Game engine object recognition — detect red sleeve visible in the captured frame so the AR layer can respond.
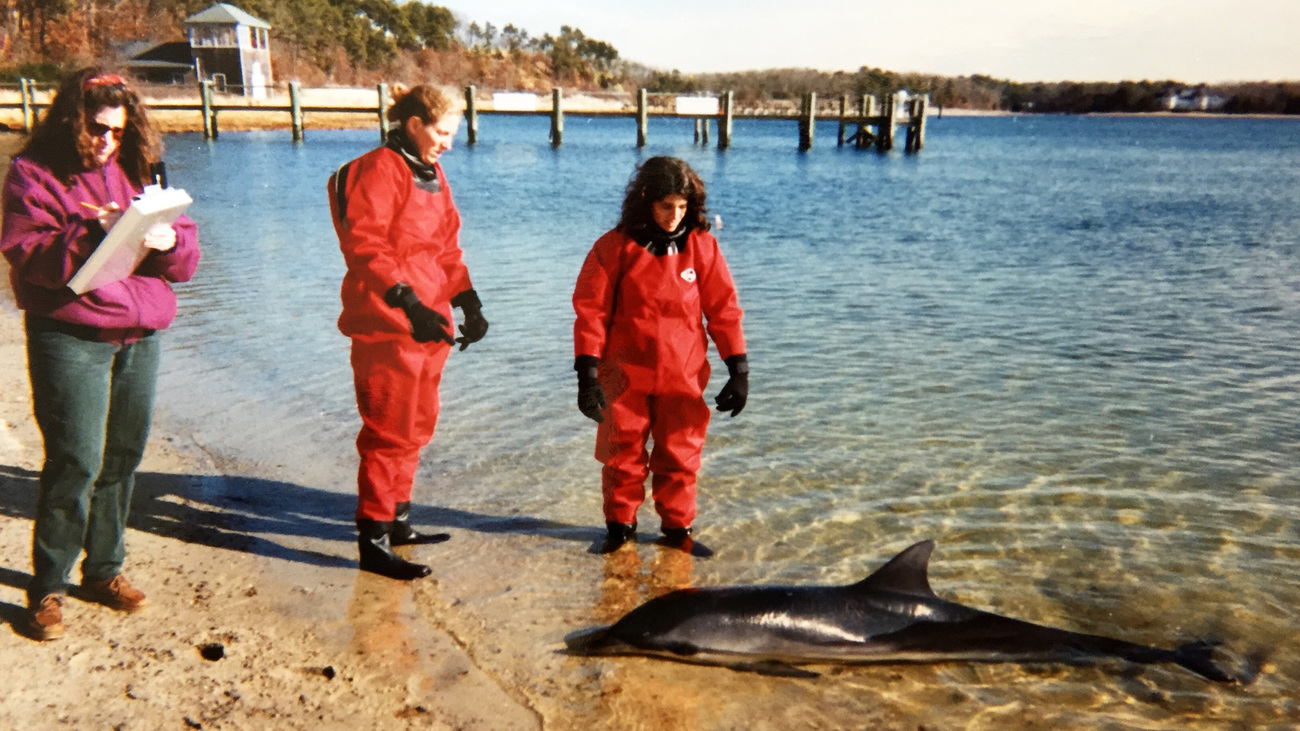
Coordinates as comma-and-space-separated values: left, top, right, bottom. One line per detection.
333, 150, 410, 295
695, 232, 746, 359
572, 230, 624, 359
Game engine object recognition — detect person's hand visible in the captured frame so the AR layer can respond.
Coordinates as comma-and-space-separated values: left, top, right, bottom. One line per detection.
96, 202, 122, 232
451, 290, 488, 351
385, 283, 454, 345
576, 356, 607, 423
714, 354, 749, 417
405, 302, 455, 344
142, 222, 177, 251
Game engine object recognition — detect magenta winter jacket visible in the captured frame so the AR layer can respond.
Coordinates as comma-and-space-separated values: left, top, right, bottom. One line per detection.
0, 154, 200, 342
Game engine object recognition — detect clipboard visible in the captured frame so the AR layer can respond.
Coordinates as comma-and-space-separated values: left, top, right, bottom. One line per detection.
67, 185, 192, 295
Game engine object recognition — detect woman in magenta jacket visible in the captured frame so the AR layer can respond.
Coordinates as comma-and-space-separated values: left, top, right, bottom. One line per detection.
0, 68, 200, 641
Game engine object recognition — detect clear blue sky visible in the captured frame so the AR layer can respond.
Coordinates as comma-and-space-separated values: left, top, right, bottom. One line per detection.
441, 0, 1299, 83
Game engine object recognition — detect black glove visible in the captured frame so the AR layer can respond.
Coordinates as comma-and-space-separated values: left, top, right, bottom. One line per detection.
575, 355, 607, 423
384, 283, 454, 345
451, 289, 489, 351
714, 354, 749, 417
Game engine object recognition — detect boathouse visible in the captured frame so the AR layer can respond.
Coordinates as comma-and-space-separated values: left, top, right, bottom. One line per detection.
184, 3, 273, 98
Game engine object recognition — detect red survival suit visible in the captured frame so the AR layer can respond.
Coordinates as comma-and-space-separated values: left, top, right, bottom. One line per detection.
328, 146, 472, 521
573, 227, 745, 529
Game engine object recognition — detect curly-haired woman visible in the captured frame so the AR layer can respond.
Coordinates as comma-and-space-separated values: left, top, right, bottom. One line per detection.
1, 68, 200, 640
573, 156, 748, 555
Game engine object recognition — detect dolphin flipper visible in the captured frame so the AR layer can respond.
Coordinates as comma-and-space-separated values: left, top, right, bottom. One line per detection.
730, 660, 820, 678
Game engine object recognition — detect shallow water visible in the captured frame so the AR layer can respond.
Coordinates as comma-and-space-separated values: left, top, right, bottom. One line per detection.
155, 114, 1299, 727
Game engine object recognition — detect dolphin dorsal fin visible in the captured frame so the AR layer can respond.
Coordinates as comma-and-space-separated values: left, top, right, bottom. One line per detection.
852, 540, 937, 597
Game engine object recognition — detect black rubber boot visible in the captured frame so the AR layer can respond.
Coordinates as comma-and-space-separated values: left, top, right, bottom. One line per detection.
391, 502, 451, 546
658, 526, 715, 558
357, 519, 432, 580
600, 522, 638, 554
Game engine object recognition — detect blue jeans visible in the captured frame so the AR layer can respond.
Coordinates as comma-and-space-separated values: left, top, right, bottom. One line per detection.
24, 315, 160, 604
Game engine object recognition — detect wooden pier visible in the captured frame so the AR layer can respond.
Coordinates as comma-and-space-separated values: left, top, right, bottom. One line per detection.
0, 80, 928, 153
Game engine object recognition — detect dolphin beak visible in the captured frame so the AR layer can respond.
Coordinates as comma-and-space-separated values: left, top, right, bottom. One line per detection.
564, 626, 619, 655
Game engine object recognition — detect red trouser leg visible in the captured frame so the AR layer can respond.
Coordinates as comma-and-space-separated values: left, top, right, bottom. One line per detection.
351, 337, 449, 521
648, 391, 711, 530
596, 381, 651, 525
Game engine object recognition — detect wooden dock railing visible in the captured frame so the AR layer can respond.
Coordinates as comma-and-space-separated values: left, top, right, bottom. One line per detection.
1, 81, 928, 153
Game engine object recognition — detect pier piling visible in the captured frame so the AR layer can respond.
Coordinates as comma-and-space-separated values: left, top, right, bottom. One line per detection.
550, 88, 563, 147
377, 83, 389, 143
718, 91, 734, 150
799, 92, 817, 151
465, 85, 478, 146
20, 78, 33, 132
636, 88, 648, 147
200, 80, 217, 140
289, 81, 303, 141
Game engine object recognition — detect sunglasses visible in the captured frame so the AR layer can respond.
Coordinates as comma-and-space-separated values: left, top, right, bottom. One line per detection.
87, 121, 126, 141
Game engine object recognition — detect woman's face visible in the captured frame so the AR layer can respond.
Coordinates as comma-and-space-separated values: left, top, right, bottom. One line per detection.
88, 105, 126, 167
405, 113, 462, 165
651, 194, 689, 232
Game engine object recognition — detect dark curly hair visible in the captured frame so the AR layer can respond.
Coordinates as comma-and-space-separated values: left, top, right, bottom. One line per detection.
20, 67, 161, 187
617, 156, 710, 236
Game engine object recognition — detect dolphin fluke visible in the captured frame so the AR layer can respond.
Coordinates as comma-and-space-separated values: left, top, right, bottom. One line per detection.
1170, 640, 1236, 683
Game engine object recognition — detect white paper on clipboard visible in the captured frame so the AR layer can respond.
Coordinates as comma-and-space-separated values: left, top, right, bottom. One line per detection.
67, 186, 192, 295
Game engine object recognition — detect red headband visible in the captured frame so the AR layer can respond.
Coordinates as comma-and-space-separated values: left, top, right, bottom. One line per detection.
83, 74, 126, 91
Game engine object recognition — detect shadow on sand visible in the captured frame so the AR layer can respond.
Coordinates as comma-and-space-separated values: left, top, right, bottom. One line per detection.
0, 462, 601, 578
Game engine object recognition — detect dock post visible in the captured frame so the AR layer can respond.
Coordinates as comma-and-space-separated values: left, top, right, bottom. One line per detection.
550, 87, 563, 147
904, 99, 917, 152
200, 80, 211, 139
718, 91, 733, 150
200, 80, 217, 140
701, 116, 709, 144
289, 81, 304, 142
838, 94, 849, 146
856, 95, 876, 149
377, 83, 390, 143
799, 92, 816, 151
694, 118, 702, 144
877, 93, 896, 152
636, 88, 648, 147
915, 94, 928, 151
20, 78, 33, 132
465, 85, 478, 146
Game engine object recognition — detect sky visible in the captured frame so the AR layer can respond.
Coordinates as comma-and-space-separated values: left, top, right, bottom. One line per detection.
440, 0, 1299, 83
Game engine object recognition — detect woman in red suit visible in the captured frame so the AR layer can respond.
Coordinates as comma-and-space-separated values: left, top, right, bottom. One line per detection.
328, 85, 488, 579
573, 157, 748, 555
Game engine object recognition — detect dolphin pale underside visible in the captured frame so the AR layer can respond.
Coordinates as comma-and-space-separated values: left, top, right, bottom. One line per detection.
566, 540, 1239, 682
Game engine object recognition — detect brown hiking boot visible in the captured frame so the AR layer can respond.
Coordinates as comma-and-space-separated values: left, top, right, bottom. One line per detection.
81, 574, 150, 613
25, 594, 65, 641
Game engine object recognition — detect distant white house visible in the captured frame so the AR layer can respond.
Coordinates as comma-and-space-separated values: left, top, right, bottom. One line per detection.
1159, 86, 1227, 112
185, 3, 273, 98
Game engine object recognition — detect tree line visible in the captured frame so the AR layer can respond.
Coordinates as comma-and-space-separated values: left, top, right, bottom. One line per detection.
0, 1, 1295, 114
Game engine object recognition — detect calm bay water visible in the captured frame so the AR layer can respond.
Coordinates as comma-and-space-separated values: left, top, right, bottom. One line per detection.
155, 114, 1299, 727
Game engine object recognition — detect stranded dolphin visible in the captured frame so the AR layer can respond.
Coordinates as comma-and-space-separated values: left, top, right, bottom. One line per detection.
565, 540, 1237, 682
